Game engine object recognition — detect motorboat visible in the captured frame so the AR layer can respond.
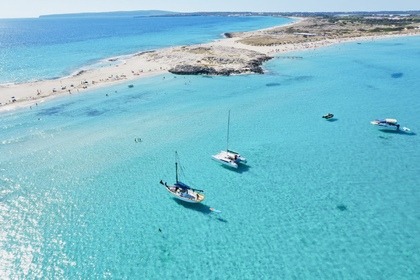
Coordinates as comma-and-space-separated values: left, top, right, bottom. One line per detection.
370, 118, 411, 132
322, 113, 334, 120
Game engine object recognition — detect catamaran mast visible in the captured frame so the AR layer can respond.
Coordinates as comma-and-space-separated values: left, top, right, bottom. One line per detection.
226, 110, 230, 151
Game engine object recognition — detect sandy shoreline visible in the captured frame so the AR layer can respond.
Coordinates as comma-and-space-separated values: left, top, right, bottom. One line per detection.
1, 17, 418, 112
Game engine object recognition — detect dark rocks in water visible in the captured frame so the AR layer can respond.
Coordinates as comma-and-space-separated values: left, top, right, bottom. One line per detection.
218, 68, 239, 76
245, 57, 272, 74
169, 65, 218, 75
337, 204, 347, 211
391, 72, 403, 78
169, 65, 245, 76
224, 32, 233, 38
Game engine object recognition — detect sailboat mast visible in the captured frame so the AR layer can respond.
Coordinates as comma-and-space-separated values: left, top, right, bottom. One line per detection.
175, 162, 179, 183
226, 110, 230, 151
175, 152, 179, 183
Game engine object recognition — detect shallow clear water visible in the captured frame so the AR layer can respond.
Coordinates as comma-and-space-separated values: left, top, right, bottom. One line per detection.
1, 24, 419, 279
0, 15, 291, 84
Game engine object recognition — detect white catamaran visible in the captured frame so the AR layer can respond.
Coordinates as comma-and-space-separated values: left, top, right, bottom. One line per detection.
212, 110, 247, 168
160, 152, 205, 203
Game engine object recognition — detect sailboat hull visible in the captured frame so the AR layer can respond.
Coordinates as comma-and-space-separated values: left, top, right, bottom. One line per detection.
163, 183, 205, 203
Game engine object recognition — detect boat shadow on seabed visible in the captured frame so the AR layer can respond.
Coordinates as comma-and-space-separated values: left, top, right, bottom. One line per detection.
325, 118, 338, 122
172, 199, 228, 223
221, 163, 250, 173
378, 128, 416, 136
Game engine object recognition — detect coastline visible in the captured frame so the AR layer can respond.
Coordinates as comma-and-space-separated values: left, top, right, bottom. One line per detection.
1, 17, 419, 112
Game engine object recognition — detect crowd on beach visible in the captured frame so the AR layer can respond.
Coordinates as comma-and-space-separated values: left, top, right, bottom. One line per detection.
0, 62, 169, 111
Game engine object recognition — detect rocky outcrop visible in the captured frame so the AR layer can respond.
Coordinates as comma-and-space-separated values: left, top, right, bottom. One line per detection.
245, 57, 272, 74
168, 55, 272, 76
169, 65, 218, 75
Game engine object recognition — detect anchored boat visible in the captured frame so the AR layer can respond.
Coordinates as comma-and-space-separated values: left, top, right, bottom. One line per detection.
322, 113, 334, 120
370, 118, 411, 132
160, 152, 205, 203
212, 110, 247, 168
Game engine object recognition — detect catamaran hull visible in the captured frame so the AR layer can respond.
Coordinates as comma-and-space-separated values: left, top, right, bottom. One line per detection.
212, 150, 247, 169
211, 155, 239, 168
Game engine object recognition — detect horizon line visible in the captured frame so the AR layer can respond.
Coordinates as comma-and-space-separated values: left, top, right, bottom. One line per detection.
1, 9, 419, 20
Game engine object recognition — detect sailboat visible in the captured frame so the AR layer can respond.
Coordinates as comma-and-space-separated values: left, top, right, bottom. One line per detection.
212, 110, 247, 168
160, 152, 205, 203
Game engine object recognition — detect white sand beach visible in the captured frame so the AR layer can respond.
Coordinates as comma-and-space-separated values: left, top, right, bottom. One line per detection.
0, 17, 418, 112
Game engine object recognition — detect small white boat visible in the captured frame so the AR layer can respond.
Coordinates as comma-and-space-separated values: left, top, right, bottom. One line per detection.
371, 118, 411, 132
212, 110, 247, 169
160, 152, 205, 203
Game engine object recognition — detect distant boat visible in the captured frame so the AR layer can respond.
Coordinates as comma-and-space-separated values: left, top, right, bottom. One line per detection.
322, 113, 334, 119
370, 118, 411, 132
160, 152, 205, 203
212, 110, 247, 168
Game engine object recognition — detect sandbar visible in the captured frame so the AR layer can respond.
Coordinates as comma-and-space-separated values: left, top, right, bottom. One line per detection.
1, 16, 419, 112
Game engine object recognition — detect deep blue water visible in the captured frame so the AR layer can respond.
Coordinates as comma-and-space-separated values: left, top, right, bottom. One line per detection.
0, 15, 291, 83
0, 15, 419, 279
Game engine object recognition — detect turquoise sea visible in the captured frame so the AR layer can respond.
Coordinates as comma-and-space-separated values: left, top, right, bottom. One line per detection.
1, 15, 420, 279
0, 15, 291, 84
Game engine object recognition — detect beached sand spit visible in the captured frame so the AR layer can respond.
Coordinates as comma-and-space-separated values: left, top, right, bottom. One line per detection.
1, 16, 419, 111
0, 44, 272, 110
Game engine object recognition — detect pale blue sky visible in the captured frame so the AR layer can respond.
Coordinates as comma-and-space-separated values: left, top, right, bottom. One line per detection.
1, 0, 419, 19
